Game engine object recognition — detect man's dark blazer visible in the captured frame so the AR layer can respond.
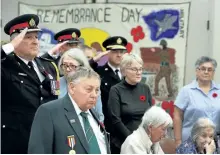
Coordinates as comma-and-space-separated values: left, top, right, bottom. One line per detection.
28, 94, 111, 154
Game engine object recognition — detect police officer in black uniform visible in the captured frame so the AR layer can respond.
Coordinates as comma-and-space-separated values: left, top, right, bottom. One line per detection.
1, 14, 60, 154
96, 36, 127, 132
42, 28, 81, 65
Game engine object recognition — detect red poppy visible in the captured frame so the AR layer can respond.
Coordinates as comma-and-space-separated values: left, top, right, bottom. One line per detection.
126, 42, 133, 53
99, 122, 105, 128
140, 95, 146, 101
131, 26, 145, 42
161, 101, 174, 118
212, 93, 218, 98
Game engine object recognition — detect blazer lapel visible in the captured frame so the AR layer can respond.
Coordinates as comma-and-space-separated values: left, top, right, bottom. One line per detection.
14, 55, 41, 84
34, 58, 52, 80
63, 95, 89, 153
104, 63, 121, 82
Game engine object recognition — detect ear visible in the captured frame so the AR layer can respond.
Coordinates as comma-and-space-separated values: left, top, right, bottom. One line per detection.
121, 69, 126, 77
147, 125, 153, 133
68, 82, 76, 95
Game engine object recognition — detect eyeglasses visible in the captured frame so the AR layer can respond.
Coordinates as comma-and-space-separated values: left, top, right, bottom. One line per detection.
61, 64, 79, 70
127, 67, 143, 73
197, 67, 215, 73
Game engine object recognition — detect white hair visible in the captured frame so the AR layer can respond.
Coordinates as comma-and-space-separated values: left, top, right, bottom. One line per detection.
120, 53, 143, 74
140, 106, 173, 129
67, 66, 100, 85
58, 48, 90, 75
191, 118, 216, 142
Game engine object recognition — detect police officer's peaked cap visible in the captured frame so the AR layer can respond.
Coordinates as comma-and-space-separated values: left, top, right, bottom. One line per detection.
4, 14, 41, 36
54, 28, 81, 43
102, 36, 127, 50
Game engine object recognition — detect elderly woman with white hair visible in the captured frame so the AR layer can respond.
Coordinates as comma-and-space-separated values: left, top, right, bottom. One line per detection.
176, 118, 217, 154
107, 53, 152, 153
120, 106, 173, 154
58, 48, 104, 122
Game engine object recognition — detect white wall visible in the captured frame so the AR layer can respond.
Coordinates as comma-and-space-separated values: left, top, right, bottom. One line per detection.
209, 0, 220, 82
1, 0, 219, 84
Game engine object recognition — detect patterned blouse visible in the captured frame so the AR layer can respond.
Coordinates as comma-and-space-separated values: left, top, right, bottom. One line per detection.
176, 137, 217, 154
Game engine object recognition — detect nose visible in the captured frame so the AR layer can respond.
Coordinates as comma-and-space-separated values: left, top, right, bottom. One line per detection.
204, 69, 209, 73
90, 90, 99, 98
33, 37, 39, 44
205, 137, 212, 143
66, 67, 71, 72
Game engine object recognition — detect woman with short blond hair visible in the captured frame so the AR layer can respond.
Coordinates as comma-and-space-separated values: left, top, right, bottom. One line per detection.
107, 53, 153, 153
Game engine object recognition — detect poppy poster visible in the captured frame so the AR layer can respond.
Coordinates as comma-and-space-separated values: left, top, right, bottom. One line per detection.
19, 2, 191, 117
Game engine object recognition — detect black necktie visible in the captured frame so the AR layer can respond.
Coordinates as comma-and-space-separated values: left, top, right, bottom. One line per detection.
28, 61, 39, 80
115, 69, 120, 80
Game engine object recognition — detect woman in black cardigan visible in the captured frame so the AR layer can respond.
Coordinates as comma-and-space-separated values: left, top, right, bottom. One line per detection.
107, 53, 152, 153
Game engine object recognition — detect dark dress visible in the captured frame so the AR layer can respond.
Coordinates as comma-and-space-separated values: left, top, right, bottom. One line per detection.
107, 79, 152, 153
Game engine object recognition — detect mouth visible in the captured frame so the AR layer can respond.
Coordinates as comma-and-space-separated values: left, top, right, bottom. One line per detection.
88, 101, 96, 104
32, 47, 39, 50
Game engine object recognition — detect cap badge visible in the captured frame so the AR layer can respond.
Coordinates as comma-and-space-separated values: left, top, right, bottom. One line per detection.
29, 18, 36, 27
117, 38, 122, 44
72, 32, 77, 38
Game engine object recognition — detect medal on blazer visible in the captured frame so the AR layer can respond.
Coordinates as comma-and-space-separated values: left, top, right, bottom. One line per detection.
45, 71, 60, 96
50, 80, 60, 95
67, 135, 76, 154
69, 150, 76, 154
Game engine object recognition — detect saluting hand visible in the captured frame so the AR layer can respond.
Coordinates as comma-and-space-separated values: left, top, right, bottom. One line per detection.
49, 41, 68, 55
11, 27, 28, 49
92, 50, 109, 62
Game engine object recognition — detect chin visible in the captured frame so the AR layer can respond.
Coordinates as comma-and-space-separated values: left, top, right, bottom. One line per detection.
30, 51, 39, 57
135, 78, 141, 83
87, 103, 95, 109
